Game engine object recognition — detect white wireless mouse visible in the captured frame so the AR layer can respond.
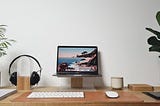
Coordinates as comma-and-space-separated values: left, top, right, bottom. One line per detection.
105, 91, 119, 98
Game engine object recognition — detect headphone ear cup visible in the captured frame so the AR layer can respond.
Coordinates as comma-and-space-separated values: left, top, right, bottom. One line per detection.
30, 71, 40, 86
9, 72, 17, 86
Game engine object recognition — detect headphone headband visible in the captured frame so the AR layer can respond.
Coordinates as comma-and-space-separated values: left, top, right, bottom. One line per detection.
9, 55, 42, 76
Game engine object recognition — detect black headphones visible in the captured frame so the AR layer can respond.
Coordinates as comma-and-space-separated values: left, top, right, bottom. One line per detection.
9, 55, 42, 86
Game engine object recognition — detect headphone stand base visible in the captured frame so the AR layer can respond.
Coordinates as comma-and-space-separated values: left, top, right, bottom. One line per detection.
17, 76, 30, 90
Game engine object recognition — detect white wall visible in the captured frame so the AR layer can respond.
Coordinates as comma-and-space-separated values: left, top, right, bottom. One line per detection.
0, 0, 160, 87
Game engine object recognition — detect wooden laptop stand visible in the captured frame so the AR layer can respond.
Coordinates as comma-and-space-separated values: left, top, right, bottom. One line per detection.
71, 77, 83, 88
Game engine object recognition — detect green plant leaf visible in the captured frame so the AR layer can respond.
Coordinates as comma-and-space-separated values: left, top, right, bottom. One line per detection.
0, 28, 6, 33
0, 48, 4, 51
156, 11, 160, 26
0, 51, 6, 57
149, 45, 160, 52
0, 25, 15, 57
0, 33, 5, 37
0, 42, 8, 48
146, 28, 160, 39
0, 25, 7, 27
0, 38, 7, 40
147, 36, 160, 46
8, 39, 16, 42
5, 41, 11, 46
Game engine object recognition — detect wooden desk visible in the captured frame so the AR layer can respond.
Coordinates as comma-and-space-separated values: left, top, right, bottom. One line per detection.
1, 86, 160, 106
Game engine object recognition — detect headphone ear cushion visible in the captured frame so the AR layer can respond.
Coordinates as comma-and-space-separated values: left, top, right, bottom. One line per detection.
9, 72, 17, 86
30, 71, 40, 85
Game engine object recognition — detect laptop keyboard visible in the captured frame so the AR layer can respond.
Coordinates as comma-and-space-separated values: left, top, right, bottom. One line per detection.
0, 89, 17, 100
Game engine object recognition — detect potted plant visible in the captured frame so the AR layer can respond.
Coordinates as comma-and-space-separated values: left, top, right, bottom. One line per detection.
0, 25, 15, 57
146, 11, 160, 57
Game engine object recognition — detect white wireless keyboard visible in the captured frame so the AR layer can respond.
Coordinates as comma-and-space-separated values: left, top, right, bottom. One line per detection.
0, 89, 17, 100
27, 91, 84, 98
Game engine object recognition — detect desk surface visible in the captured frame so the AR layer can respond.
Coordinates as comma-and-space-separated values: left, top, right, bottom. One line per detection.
12, 91, 143, 103
1, 86, 160, 106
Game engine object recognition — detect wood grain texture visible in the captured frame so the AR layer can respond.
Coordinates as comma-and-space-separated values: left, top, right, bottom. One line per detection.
17, 76, 30, 90
71, 77, 83, 88
128, 84, 153, 91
